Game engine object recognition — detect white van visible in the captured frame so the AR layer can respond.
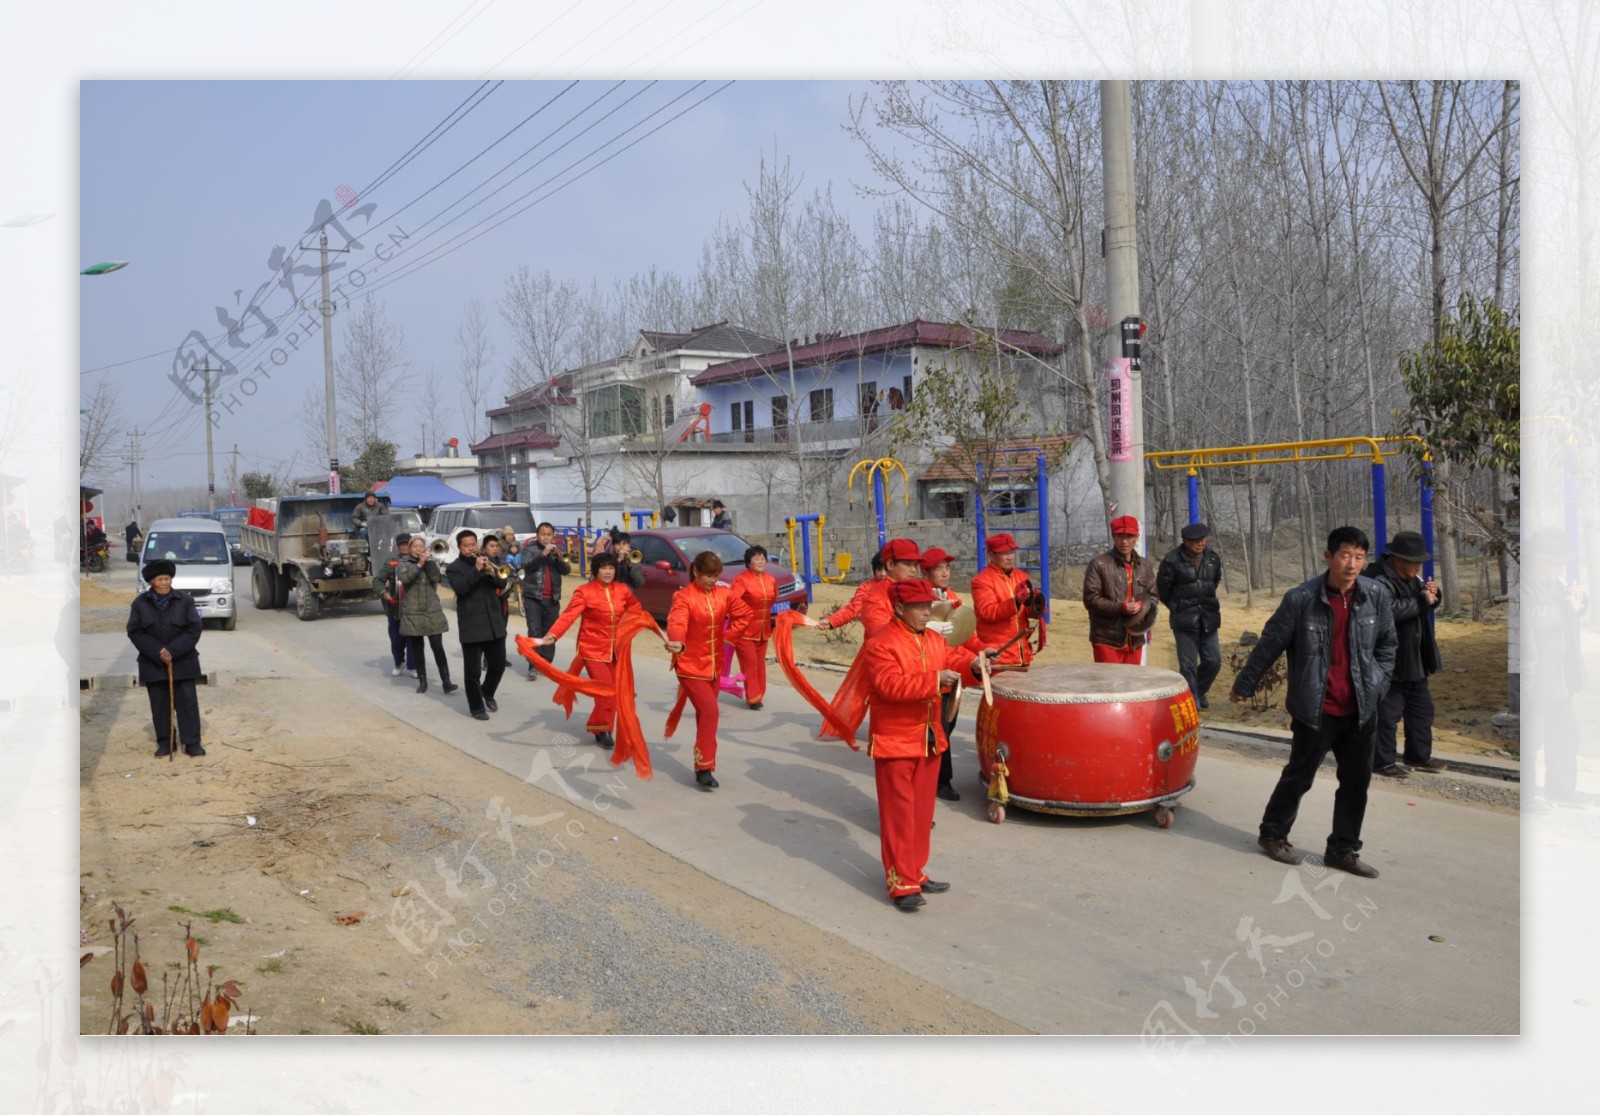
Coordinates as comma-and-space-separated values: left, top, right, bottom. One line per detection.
421, 501, 537, 565
139, 517, 238, 630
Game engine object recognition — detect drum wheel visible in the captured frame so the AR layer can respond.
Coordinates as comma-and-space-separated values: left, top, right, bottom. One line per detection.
986, 801, 1005, 825
1153, 805, 1174, 829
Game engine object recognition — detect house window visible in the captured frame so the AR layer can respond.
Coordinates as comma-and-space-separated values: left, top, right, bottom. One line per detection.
859, 381, 879, 432
808, 388, 834, 423
663, 393, 673, 423
771, 396, 788, 442
729, 400, 754, 443
586, 384, 646, 438
903, 374, 913, 406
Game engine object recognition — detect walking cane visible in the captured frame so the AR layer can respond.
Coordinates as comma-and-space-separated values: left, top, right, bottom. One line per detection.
165, 659, 176, 763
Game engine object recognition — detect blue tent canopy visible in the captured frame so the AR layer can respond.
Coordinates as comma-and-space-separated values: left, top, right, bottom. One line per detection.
375, 474, 475, 509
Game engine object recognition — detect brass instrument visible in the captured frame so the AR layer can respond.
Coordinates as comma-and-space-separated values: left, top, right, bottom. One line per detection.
489, 559, 513, 581
627, 548, 644, 565
430, 537, 450, 557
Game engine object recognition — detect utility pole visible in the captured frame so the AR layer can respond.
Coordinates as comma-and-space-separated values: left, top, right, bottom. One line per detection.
300, 231, 350, 494
1100, 80, 1145, 543
127, 428, 142, 519
202, 359, 216, 512
230, 443, 239, 504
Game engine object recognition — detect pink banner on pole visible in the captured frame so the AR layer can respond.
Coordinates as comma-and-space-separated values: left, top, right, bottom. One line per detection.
1107, 357, 1133, 462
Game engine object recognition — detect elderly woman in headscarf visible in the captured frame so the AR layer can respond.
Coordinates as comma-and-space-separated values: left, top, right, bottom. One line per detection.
125, 558, 206, 757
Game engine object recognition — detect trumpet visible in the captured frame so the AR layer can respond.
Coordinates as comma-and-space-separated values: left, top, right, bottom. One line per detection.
626, 548, 643, 565
430, 538, 450, 557
490, 560, 513, 581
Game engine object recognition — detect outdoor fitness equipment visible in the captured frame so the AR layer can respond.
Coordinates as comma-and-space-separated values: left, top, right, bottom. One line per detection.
971, 445, 1053, 624
847, 457, 909, 552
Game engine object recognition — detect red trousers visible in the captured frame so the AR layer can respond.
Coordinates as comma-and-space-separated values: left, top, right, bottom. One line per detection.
582, 659, 614, 733
679, 676, 721, 770
734, 638, 768, 704
1092, 642, 1144, 665
874, 752, 941, 897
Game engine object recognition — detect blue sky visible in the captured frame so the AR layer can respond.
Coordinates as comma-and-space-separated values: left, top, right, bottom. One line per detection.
80, 79, 881, 489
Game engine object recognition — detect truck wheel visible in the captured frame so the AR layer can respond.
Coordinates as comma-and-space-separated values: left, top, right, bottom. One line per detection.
251, 562, 273, 610
272, 566, 291, 609
294, 572, 321, 621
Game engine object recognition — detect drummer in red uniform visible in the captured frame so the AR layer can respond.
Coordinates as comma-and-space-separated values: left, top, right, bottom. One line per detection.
971, 533, 1039, 667
729, 544, 778, 710
921, 546, 980, 802
816, 538, 922, 636
862, 577, 997, 911
1082, 515, 1160, 664
534, 551, 644, 749
664, 551, 757, 790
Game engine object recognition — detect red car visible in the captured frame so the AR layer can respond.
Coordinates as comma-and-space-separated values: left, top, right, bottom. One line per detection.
628, 527, 810, 624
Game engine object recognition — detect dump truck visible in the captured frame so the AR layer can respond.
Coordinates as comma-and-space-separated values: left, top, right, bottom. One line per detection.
239, 494, 382, 621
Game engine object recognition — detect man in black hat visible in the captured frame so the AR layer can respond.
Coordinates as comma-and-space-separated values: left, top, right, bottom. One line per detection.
125, 558, 206, 757
1157, 522, 1223, 709
711, 500, 732, 531
1364, 531, 1445, 777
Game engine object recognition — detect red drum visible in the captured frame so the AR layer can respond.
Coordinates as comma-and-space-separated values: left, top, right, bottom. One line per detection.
974, 663, 1200, 827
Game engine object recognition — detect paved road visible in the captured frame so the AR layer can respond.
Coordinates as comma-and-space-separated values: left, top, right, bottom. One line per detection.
82, 564, 1519, 1035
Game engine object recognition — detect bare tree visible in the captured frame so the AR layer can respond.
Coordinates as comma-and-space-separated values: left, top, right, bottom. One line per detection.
336, 298, 412, 454
457, 298, 497, 444
79, 376, 123, 482
298, 385, 331, 470
416, 367, 449, 458
500, 266, 578, 395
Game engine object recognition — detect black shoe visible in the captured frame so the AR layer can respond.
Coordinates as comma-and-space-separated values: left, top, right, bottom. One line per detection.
1376, 763, 1410, 779
892, 893, 926, 911
695, 770, 719, 790
1198, 694, 1210, 710
1258, 835, 1301, 865
416, 678, 428, 694
1407, 757, 1447, 773
484, 697, 498, 713
184, 744, 206, 757
472, 710, 490, 721
154, 744, 171, 758
1325, 851, 1380, 878
936, 783, 960, 802
594, 732, 615, 749
442, 682, 459, 694
919, 879, 951, 894
747, 701, 763, 710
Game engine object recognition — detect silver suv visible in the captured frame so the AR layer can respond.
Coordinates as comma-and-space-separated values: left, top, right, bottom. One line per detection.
139, 517, 239, 631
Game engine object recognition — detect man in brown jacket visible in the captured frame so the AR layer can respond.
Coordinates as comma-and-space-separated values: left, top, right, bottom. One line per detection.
1082, 514, 1159, 664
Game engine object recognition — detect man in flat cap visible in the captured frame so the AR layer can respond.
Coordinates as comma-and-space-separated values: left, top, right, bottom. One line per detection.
1158, 522, 1224, 708
1082, 515, 1159, 664
125, 558, 206, 757
971, 533, 1042, 667
1364, 530, 1444, 777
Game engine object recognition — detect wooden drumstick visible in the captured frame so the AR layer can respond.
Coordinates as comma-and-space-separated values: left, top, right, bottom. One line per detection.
978, 650, 993, 705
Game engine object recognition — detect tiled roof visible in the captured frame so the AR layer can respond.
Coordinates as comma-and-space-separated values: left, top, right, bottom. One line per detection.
469, 429, 563, 455
639, 329, 691, 350
692, 320, 1064, 386
676, 321, 783, 355
919, 435, 1075, 483
495, 376, 576, 415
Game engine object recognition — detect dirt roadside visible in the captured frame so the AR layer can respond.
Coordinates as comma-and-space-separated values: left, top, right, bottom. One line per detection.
79, 657, 1023, 1036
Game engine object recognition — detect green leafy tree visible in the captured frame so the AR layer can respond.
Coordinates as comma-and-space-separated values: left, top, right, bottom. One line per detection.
240, 471, 276, 500
342, 439, 399, 495
1395, 293, 1519, 560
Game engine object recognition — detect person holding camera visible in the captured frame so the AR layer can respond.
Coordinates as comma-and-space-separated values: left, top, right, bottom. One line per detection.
520, 521, 572, 679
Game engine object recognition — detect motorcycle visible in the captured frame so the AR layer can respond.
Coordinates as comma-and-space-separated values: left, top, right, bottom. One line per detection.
82, 540, 111, 573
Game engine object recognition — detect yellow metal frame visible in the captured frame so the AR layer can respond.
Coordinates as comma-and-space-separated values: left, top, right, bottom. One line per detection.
1145, 434, 1430, 471
784, 513, 853, 583
846, 457, 911, 510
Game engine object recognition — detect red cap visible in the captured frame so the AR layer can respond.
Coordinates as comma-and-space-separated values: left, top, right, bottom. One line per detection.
880, 538, 922, 564
1111, 515, 1140, 536
889, 577, 937, 605
986, 533, 1018, 554
918, 546, 956, 571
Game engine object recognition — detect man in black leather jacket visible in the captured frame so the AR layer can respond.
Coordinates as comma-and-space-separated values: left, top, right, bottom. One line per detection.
1157, 521, 1223, 708
520, 521, 572, 678
1363, 531, 1444, 778
1231, 526, 1397, 878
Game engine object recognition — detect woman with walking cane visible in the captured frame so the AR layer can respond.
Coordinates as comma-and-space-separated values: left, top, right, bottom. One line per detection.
125, 558, 205, 757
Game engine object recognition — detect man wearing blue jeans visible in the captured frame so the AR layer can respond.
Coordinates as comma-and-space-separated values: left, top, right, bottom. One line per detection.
374, 531, 417, 677
1230, 526, 1397, 879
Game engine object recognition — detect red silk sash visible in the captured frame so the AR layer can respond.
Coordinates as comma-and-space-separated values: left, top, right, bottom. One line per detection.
770, 611, 863, 750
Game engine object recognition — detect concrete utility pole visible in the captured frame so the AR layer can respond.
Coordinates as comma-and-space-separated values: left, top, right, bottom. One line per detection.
230, 443, 239, 504
202, 359, 216, 512
127, 427, 142, 518
1100, 80, 1145, 544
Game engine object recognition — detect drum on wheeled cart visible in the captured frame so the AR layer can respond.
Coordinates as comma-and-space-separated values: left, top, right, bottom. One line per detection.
974, 663, 1200, 827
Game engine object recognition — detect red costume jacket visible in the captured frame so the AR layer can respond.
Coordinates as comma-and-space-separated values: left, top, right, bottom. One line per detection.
862, 617, 979, 760
546, 580, 643, 663
827, 576, 893, 635
971, 564, 1036, 665
666, 583, 756, 681
729, 569, 778, 642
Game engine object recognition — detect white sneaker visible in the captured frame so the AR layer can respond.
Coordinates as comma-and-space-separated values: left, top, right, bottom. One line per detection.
409, 669, 419, 678
391, 666, 403, 677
